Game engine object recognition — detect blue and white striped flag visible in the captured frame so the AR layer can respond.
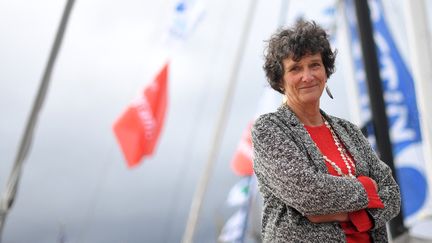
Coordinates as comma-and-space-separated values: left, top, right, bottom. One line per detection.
345, 0, 431, 226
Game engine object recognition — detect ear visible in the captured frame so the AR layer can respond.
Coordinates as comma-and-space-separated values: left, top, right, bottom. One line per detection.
279, 77, 285, 94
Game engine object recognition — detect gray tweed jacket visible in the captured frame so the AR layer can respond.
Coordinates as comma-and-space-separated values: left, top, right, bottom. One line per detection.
252, 105, 401, 243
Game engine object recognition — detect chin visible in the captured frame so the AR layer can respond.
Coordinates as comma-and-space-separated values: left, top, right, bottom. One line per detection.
300, 94, 321, 104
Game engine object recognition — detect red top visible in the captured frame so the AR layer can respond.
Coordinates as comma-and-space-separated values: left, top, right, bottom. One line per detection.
305, 124, 384, 243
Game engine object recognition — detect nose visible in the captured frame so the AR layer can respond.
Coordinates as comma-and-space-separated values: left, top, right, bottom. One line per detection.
301, 69, 314, 82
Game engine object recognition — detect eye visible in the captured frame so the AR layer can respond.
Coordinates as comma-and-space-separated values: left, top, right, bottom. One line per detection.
311, 62, 322, 68
289, 66, 301, 72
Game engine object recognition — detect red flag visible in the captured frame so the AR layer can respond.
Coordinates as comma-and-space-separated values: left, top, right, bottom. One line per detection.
230, 89, 281, 176
231, 122, 254, 176
113, 62, 169, 168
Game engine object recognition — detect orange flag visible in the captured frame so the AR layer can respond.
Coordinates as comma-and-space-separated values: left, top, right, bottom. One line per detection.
113, 62, 169, 168
231, 122, 254, 176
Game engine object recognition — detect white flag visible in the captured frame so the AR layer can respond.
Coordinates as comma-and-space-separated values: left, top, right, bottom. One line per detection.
226, 178, 249, 207
168, 0, 205, 40
218, 209, 247, 242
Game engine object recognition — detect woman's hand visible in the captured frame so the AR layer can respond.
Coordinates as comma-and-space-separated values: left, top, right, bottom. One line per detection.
307, 213, 349, 223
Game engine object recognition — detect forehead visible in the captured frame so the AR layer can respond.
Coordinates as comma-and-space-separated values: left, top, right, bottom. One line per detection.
282, 53, 322, 67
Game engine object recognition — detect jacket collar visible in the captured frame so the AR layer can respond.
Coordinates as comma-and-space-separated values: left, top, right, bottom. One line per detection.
274, 105, 365, 176
275, 105, 328, 173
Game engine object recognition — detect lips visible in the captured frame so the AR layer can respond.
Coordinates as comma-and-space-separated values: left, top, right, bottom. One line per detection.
299, 84, 319, 89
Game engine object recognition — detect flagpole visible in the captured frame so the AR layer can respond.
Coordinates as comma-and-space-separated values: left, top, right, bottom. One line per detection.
0, 0, 75, 240
402, 0, 432, 219
236, 1, 291, 242
181, 0, 258, 242
353, 0, 406, 238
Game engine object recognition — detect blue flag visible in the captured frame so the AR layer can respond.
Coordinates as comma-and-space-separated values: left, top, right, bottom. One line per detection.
345, 0, 430, 225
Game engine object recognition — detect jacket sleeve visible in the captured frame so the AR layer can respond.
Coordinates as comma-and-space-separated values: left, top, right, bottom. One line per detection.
348, 122, 401, 229
252, 115, 370, 216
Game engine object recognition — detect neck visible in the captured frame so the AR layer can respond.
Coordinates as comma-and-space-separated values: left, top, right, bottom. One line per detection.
286, 100, 322, 126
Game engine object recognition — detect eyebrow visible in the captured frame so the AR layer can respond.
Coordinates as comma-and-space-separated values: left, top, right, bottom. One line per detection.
286, 58, 322, 70
309, 58, 322, 63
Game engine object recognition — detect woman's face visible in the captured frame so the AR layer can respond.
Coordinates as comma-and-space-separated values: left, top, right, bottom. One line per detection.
282, 53, 327, 106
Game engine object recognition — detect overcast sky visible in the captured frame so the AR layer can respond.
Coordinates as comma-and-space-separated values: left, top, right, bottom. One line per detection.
0, 0, 429, 242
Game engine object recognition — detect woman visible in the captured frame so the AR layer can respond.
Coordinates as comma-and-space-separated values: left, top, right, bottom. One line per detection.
252, 20, 401, 242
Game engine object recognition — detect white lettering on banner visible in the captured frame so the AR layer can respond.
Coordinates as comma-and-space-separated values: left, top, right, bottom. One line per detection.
345, 0, 428, 221
380, 56, 398, 90
384, 91, 403, 103
147, 81, 158, 93
374, 31, 389, 54
355, 69, 366, 84
376, 32, 397, 90
387, 105, 416, 142
133, 98, 156, 140
369, 0, 380, 23
376, 30, 416, 146
349, 4, 417, 147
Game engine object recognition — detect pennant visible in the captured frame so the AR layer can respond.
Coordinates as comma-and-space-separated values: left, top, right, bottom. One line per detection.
231, 122, 254, 176
226, 178, 250, 207
113, 62, 169, 168
218, 208, 247, 243
230, 88, 282, 176
168, 0, 206, 40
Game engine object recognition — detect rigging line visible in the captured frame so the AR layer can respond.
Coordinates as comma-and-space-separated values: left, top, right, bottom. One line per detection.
161, 1, 231, 241
233, 2, 291, 242
0, 0, 75, 241
182, 0, 259, 241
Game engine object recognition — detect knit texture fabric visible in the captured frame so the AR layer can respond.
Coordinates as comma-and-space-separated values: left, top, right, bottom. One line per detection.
252, 105, 401, 242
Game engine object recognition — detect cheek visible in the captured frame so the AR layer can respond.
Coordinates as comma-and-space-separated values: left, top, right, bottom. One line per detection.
282, 79, 292, 91
283, 75, 300, 89
318, 69, 327, 79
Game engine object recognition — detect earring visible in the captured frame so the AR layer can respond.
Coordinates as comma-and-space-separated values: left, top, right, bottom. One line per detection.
325, 83, 334, 99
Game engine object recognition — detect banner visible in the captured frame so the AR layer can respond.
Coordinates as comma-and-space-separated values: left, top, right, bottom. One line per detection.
113, 62, 169, 168
230, 88, 281, 176
231, 122, 254, 176
345, 0, 430, 225
167, 0, 205, 42
220, 176, 258, 243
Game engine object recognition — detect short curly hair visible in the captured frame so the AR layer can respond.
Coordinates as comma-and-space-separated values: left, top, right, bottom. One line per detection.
263, 20, 337, 94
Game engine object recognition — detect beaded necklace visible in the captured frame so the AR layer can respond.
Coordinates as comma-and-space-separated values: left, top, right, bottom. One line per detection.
320, 117, 356, 178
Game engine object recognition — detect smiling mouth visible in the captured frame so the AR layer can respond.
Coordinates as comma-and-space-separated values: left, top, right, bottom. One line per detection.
300, 84, 318, 89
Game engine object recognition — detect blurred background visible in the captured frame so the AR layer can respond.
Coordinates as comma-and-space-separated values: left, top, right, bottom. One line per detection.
1, 0, 432, 242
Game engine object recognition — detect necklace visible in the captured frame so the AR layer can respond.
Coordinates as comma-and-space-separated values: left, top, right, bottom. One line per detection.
321, 118, 356, 179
